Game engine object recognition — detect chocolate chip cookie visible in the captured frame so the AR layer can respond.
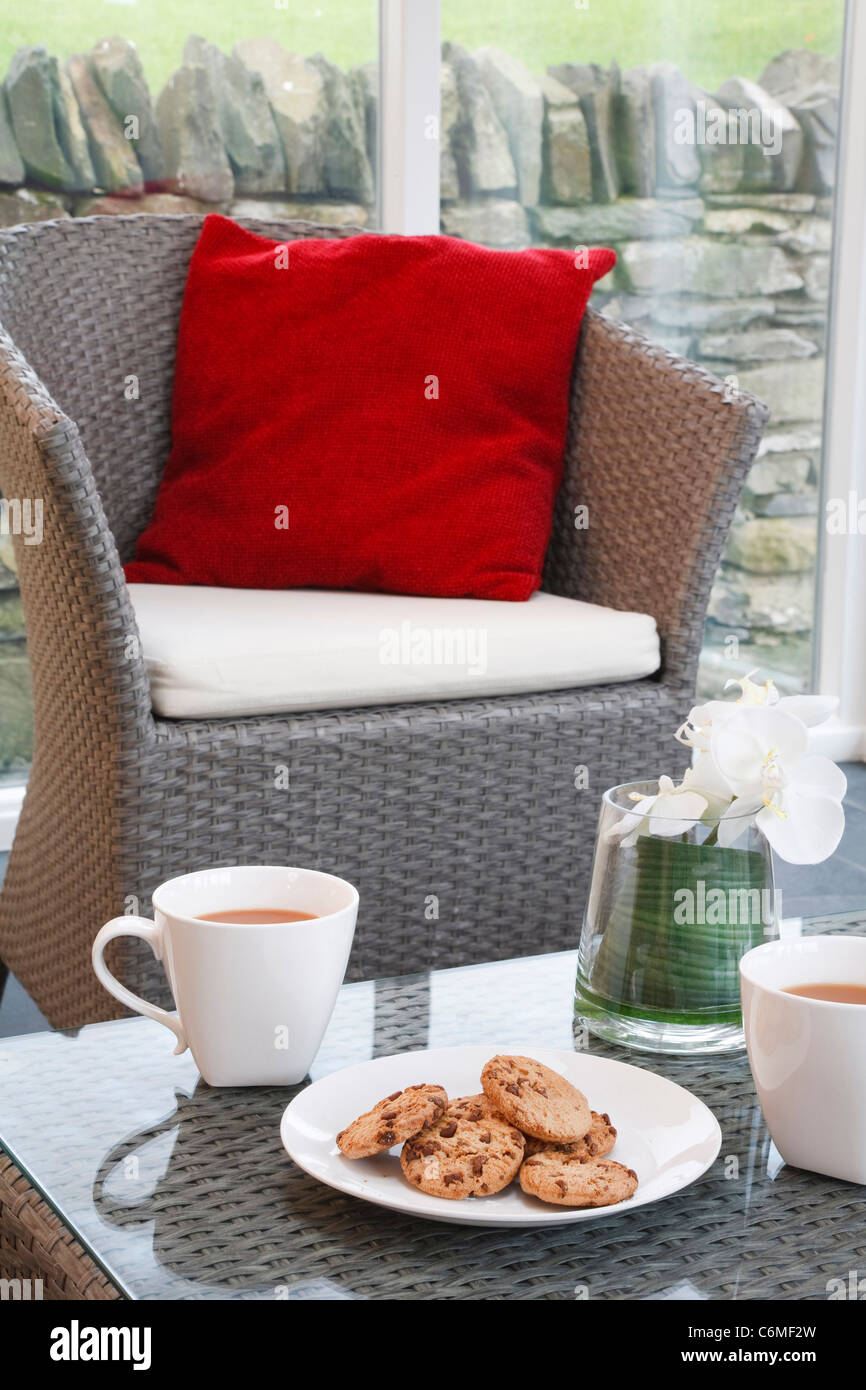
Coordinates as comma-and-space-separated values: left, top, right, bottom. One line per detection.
481, 1054, 591, 1142
522, 1110, 617, 1159
446, 1092, 505, 1123
337, 1084, 447, 1159
520, 1152, 638, 1208
400, 1111, 525, 1200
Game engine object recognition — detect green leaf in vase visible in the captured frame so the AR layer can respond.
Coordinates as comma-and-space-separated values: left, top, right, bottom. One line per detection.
583, 835, 770, 1025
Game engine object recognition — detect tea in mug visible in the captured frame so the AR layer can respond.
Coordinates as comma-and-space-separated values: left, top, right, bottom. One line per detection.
196, 908, 318, 924
784, 982, 866, 1005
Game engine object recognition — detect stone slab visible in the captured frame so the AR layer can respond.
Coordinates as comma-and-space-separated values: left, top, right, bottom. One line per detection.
155, 64, 234, 203
67, 52, 143, 194
440, 197, 529, 247
617, 236, 803, 296
91, 35, 165, 182
474, 45, 543, 207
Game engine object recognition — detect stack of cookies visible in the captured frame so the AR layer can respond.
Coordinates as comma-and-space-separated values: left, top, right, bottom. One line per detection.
336, 1054, 638, 1208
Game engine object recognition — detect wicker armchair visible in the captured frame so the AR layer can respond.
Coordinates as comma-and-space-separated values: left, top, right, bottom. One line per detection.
0, 214, 768, 1028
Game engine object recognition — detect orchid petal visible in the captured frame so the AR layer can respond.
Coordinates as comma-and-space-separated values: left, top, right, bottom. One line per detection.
710, 722, 766, 796
756, 793, 845, 865
685, 751, 736, 803
648, 791, 707, 836
777, 695, 839, 728
743, 706, 809, 762
605, 794, 657, 843
690, 699, 740, 728
605, 813, 642, 844
784, 754, 848, 803
695, 698, 738, 718
717, 795, 763, 848
619, 825, 644, 847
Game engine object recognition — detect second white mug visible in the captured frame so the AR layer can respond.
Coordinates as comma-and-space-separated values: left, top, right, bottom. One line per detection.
740, 933, 866, 1185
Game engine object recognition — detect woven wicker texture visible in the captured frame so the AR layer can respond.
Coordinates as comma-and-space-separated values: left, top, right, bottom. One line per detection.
0, 1153, 119, 1300
0, 215, 769, 1028
1, 916, 863, 1301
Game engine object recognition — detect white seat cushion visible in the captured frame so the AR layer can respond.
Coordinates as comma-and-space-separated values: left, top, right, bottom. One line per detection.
127, 585, 660, 719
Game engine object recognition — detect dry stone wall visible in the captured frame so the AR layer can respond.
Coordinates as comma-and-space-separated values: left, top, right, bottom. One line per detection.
0, 38, 840, 769
436, 44, 838, 699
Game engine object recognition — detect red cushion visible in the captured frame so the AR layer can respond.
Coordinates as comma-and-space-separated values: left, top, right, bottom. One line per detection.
125, 215, 614, 600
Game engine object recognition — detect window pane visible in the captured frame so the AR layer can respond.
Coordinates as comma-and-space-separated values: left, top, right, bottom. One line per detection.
440, 0, 845, 701
0, 2, 378, 781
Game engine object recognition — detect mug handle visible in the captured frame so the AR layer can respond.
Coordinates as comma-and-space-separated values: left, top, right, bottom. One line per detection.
92, 916, 188, 1055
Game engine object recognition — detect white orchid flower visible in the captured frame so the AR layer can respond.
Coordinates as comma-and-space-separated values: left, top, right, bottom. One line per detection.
723, 671, 838, 727
711, 705, 847, 863
607, 773, 708, 847
674, 674, 775, 759
733, 670, 839, 728
675, 671, 839, 821
676, 671, 837, 755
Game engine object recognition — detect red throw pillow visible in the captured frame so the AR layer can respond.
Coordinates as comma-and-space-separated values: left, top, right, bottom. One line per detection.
125, 215, 614, 600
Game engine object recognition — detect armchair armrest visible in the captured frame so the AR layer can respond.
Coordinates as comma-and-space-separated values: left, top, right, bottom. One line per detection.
543, 309, 769, 694
0, 321, 153, 747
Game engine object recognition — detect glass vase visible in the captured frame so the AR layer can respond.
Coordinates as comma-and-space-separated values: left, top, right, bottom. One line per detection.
575, 780, 778, 1054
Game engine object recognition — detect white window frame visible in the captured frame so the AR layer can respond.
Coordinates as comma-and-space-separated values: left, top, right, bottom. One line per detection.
812, 0, 866, 760
378, 0, 441, 235
0, 787, 22, 850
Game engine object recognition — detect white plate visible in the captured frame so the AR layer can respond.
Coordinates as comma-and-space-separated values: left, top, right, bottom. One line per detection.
280, 1045, 722, 1227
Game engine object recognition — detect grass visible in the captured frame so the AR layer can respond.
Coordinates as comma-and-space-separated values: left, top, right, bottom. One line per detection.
441, 0, 842, 91
0, 0, 843, 96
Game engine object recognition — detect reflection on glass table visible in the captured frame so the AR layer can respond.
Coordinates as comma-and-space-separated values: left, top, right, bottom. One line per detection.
0, 909, 864, 1300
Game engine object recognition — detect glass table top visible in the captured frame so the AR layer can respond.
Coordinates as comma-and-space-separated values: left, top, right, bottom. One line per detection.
1, 910, 865, 1300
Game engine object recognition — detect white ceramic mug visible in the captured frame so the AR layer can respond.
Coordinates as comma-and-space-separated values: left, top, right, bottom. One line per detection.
92, 865, 358, 1086
740, 934, 866, 1184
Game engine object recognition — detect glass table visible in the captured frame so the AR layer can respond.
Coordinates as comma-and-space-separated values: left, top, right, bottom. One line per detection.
1, 911, 864, 1300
